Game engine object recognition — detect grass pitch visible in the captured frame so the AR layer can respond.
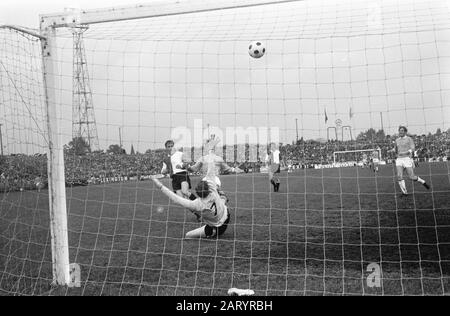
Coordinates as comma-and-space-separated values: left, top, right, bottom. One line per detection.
1, 162, 449, 295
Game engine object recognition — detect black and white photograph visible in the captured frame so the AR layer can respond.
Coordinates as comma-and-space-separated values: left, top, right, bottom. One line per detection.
0, 0, 449, 300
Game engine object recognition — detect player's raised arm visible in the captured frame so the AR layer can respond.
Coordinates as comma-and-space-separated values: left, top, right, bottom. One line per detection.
151, 176, 200, 211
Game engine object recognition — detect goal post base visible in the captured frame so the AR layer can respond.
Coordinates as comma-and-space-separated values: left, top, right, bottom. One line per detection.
49, 263, 81, 288
68, 263, 81, 288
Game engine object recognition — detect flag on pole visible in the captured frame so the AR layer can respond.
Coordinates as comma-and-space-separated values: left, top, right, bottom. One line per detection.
349, 106, 354, 119
324, 108, 328, 123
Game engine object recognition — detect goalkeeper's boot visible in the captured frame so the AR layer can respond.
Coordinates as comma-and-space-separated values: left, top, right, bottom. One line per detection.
422, 182, 430, 190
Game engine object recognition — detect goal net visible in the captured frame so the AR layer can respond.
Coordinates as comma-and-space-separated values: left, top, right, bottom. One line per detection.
1, 0, 449, 296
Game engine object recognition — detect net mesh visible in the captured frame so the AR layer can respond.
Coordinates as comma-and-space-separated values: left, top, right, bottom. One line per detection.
0, 0, 449, 295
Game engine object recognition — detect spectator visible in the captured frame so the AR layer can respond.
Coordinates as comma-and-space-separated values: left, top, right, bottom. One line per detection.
0, 129, 447, 192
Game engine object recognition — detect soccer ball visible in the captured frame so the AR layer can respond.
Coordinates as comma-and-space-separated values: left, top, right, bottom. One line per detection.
248, 41, 265, 58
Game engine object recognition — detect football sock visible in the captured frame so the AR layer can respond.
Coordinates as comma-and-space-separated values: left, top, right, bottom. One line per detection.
398, 180, 407, 194
416, 177, 425, 184
186, 226, 207, 238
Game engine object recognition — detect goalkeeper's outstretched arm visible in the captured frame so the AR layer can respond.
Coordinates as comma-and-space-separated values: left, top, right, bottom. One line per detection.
151, 176, 198, 210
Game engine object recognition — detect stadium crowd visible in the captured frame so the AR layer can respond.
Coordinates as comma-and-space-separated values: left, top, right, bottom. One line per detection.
0, 129, 448, 192
282, 129, 450, 168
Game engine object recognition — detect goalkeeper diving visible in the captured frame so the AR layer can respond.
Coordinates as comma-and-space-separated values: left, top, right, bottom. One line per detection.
151, 176, 231, 238
150, 136, 244, 238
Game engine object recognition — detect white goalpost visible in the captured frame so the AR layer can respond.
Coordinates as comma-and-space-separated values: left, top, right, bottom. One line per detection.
40, 22, 71, 287
0, 23, 72, 286
333, 148, 383, 166
1, 0, 449, 296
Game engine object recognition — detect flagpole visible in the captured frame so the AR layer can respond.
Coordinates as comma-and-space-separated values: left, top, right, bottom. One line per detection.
380, 112, 384, 133
119, 127, 122, 148
324, 107, 329, 140
0, 123, 3, 156
349, 105, 354, 141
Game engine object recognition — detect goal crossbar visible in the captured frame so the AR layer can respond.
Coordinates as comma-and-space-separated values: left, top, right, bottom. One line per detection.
39, 0, 304, 28
0, 25, 45, 40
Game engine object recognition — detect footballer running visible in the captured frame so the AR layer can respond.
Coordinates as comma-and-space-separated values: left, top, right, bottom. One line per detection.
393, 126, 430, 195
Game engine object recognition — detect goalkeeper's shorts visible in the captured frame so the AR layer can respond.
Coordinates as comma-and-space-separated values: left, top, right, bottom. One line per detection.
205, 212, 231, 238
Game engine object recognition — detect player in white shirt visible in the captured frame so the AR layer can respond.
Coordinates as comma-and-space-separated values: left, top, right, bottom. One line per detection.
361, 153, 368, 168
161, 140, 200, 221
161, 140, 192, 198
393, 126, 430, 195
370, 149, 380, 173
287, 160, 294, 173
266, 143, 281, 192
151, 176, 231, 238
